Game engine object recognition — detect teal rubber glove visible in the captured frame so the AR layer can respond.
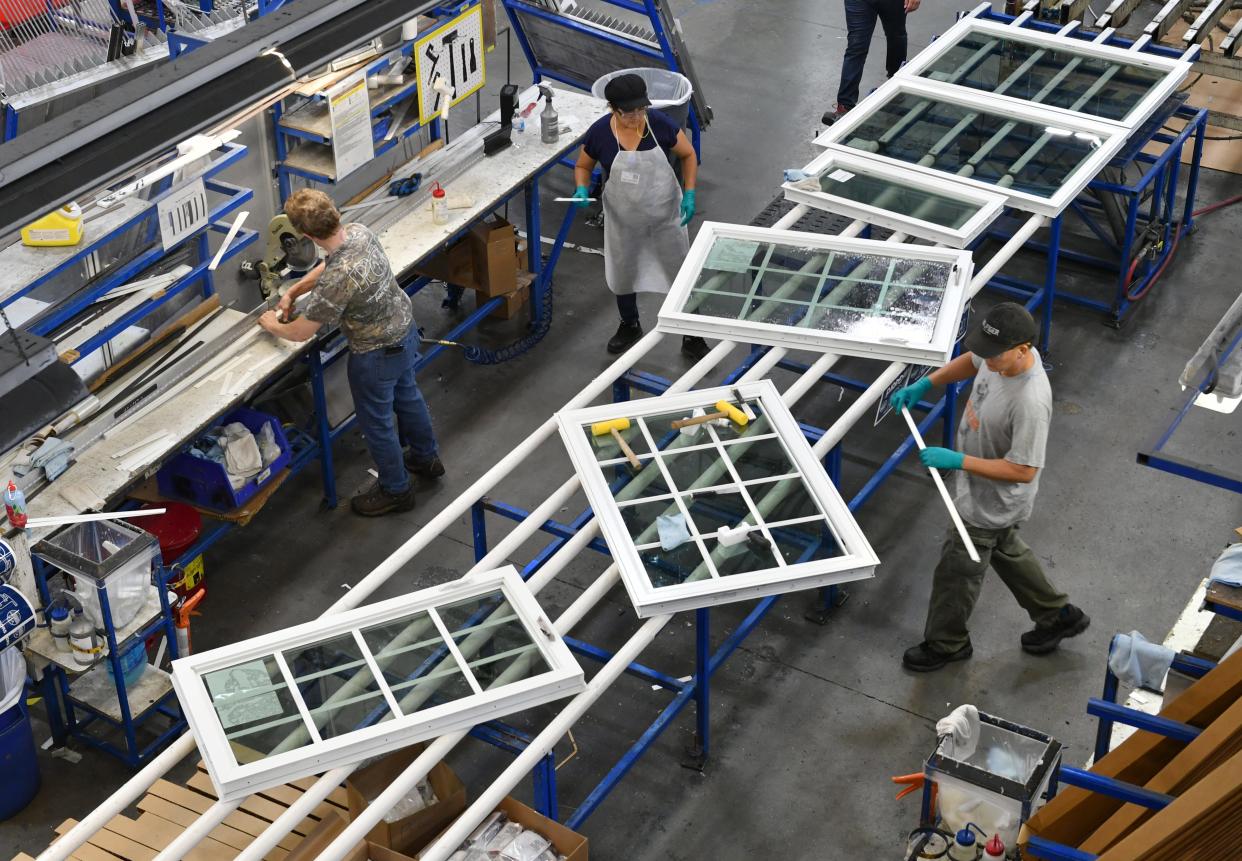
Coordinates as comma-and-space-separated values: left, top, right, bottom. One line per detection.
890, 375, 932, 413
920, 447, 964, 471
679, 189, 696, 226
571, 185, 591, 208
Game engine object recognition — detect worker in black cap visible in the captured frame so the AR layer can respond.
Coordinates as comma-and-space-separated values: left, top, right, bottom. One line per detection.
889, 302, 1089, 672
572, 72, 708, 359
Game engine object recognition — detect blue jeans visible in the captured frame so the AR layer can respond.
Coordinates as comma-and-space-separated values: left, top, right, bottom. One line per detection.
346, 325, 438, 495
836, 0, 907, 108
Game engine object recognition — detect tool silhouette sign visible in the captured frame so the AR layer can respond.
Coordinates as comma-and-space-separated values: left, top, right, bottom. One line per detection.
414, 4, 486, 126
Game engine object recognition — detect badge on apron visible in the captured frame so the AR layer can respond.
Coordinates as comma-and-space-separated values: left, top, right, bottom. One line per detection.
620, 170, 641, 184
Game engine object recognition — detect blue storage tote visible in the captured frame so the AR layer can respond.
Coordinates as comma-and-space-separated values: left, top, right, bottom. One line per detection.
157, 407, 290, 512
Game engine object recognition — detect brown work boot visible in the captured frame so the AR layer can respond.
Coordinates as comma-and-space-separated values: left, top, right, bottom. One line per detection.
350, 481, 416, 517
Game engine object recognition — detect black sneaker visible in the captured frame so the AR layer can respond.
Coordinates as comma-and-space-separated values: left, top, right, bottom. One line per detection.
350, 481, 416, 517
902, 641, 973, 672
681, 335, 710, 361
1021, 604, 1090, 655
607, 320, 643, 354
585, 211, 605, 229
821, 103, 851, 126
404, 451, 445, 479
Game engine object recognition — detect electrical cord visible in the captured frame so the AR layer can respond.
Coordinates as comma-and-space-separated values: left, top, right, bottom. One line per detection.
456, 264, 555, 365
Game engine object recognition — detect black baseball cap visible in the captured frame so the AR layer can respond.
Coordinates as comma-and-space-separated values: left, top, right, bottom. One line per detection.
963, 302, 1039, 358
604, 73, 651, 112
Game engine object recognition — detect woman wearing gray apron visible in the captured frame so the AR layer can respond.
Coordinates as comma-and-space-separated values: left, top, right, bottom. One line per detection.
573, 74, 707, 357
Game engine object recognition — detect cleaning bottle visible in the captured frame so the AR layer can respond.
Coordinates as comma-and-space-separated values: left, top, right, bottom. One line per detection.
21, 203, 84, 247
69, 608, 103, 667
430, 182, 448, 225
947, 826, 980, 861
48, 604, 71, 653
983, 834, 1006, 859
539, 85, 559, 144
4, 480, 27, 529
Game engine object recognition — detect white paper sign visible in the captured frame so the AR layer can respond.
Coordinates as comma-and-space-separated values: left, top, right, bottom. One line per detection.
157, 178, 208, 251
827, 169, 855, 183
705, 238, 760, 274
206, 660, 285, 730
328, 71, 375, 181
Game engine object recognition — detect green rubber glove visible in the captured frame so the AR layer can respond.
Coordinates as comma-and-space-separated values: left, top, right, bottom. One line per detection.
890, 375, 932, 413
920, 447, 965, 471
679, 189, 696, 226
571, 185, 591, 209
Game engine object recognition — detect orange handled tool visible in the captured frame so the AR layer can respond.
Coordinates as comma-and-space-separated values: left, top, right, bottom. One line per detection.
670, 400, 749, 430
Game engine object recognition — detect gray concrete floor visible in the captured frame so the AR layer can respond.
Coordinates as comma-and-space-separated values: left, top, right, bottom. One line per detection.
7, 0, 1242, 858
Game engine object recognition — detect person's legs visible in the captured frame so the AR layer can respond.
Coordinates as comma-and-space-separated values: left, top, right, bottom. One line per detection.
608, 293, 643, 354
391, 329, 441, 474
989, 525, 1089, 654
917, 526, 1000, 654
347, 345, 413, 514
875, 0, 908, 78
616, 293, 639, 323
836, 0, 879, 109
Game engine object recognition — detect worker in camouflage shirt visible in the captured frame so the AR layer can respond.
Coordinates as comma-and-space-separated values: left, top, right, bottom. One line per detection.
259, 189, 444, 516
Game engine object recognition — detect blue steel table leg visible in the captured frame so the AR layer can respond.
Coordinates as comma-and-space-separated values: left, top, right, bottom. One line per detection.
308, 347, 338, 509
1183, 113, 1206, 233
472, 500, 489, 562
942, 383, 960, 450
39, 668, 68, 746
525, 178, 544, 322
1041, 216, 1061, 353
1093, 637, 1122, 763
532, 750, 558, 819
682, 607, 710, 770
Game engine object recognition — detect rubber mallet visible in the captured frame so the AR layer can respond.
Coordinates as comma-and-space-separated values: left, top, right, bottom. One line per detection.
671, 400, 750, 430
591, 418, 642, 469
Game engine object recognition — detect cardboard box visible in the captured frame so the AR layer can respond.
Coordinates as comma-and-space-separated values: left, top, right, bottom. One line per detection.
477, 272, 533, 320
492, 796, 588, 861
413, 240, 474, 289
285, 812, 421, 861
466, 218, 523, 298
346, 746, 467, 854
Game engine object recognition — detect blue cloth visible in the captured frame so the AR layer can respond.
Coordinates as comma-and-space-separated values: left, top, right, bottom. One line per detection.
1109, 631, 1175, 690
582, 108, 680, 176
783, 169, 812, 183
836, 0, 908, 108
346, 324, 438, 495
657, 513, 692, 551
1210, 543, 1242, 587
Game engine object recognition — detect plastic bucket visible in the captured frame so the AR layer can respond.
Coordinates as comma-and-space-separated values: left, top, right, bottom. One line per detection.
592, 67, 694, 128
0, 586, 35, 651
0, 702, 40, 820
112, 639, 147, 690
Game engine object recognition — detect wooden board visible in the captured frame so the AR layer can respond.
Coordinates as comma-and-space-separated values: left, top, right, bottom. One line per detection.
136, 795, 296, 855
184, 770, 337, 831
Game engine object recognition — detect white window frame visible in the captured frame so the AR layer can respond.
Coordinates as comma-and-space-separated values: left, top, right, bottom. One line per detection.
896, 16, 1190, 132
782, 148, 1006, 247
656, 222, 975, 367
812, 76, 1129, 216
172, 567, 583, 801
556, 380, 879, 618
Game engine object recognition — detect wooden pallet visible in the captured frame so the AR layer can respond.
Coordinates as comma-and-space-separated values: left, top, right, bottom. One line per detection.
14, 762, 351, 861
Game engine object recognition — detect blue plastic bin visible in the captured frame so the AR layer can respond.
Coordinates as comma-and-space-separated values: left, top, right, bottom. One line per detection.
156, 407, 291, 512
0, 701, 40, 820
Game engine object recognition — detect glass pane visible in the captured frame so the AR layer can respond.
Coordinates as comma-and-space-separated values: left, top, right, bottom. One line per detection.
581, 421, 652, 462
683, 488, 751, 536
770, 518, 845, 565
746, 476, 826, 522
204, 656, 311, 761
702, 534, 781, 577
638, 541, 713, 588
283, 635, 394, 740
438, 591, 550, 685
361, 612, 474, 709
841, 91, 1104, 199
619, 497, 681, 543
920, 31, 1165, 122
724, 436, 796, 482
793, 166, 980, 230
658, 446, 728, 490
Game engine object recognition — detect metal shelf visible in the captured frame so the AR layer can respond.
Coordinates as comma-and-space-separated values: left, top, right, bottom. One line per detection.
281, 144, 337, 182
278, 101, 332, 141
24, 584, 164, 672
69, 664, 174, 723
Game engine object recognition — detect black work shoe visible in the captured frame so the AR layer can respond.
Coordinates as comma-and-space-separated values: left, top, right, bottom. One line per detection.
585, 211, 605, 229
607, 320, 643, 354
1021, 604, 1090, 655
681, 335, 710, 361
903, 641, 973, 672
821, 104, 851, 126
404, 451, 445, 479
350, 481, 416, 517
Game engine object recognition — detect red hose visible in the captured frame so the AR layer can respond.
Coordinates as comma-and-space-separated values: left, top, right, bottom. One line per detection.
1120, 192, 1239, 304
1193, 193, 1242, 218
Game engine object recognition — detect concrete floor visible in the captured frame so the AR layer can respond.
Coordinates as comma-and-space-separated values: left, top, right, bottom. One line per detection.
7, 0, 1242, 858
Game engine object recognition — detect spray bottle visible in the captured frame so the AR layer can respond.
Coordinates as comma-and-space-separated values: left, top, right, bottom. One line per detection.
4, 480, 26, 529
538, 85, 559, 144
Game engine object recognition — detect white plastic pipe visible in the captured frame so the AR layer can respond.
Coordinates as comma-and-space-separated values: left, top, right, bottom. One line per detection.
901, 406, 980, 562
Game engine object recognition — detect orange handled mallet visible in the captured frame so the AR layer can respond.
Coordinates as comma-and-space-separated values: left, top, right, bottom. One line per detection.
671, 400, 750, 430
590, 418, 642, 469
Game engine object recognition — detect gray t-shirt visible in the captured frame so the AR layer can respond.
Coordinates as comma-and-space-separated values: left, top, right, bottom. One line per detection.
953, 350, 1052, 529
303, 224, 413, 353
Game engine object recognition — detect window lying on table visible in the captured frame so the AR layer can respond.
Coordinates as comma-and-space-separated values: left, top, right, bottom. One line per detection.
657, 222, 973, 366
557, 380, 879, 617
172, 567, 583, 801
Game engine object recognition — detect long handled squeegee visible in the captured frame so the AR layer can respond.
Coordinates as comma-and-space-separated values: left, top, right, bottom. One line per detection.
900, 406, 980, 563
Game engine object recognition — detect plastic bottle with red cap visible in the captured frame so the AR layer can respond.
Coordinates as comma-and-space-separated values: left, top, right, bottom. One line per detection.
983, 833, 1006, 859
431, 182, 448, 225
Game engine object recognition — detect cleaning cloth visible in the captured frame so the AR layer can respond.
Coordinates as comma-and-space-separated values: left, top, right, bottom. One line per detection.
1209, 543, 1242, 587
13, 437, 75, 482
657, 513, 692, 551
936, 704, 980, 760
1109, 630, 1175, 690
221, 422, 262, 484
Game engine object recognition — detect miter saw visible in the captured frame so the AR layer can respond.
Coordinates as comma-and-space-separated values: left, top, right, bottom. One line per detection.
239, 214, 319, 298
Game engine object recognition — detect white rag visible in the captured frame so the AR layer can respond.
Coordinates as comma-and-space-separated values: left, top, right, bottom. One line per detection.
221, 422, 263, 481
1209, 544, 1242, 587
936, 704, 980, 760
1109, 631, 1175, 690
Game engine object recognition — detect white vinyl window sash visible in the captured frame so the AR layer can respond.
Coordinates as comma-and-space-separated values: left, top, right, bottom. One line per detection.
557, 380, 879, 617
657, 222, 974, 367
813, 77, 1128, 217
782, 149, 1006, 247
172, 567, 584, 801
897, 15, 1190, 131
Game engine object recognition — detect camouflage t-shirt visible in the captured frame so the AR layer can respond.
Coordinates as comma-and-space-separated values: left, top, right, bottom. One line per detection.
303, 223, 413, 353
